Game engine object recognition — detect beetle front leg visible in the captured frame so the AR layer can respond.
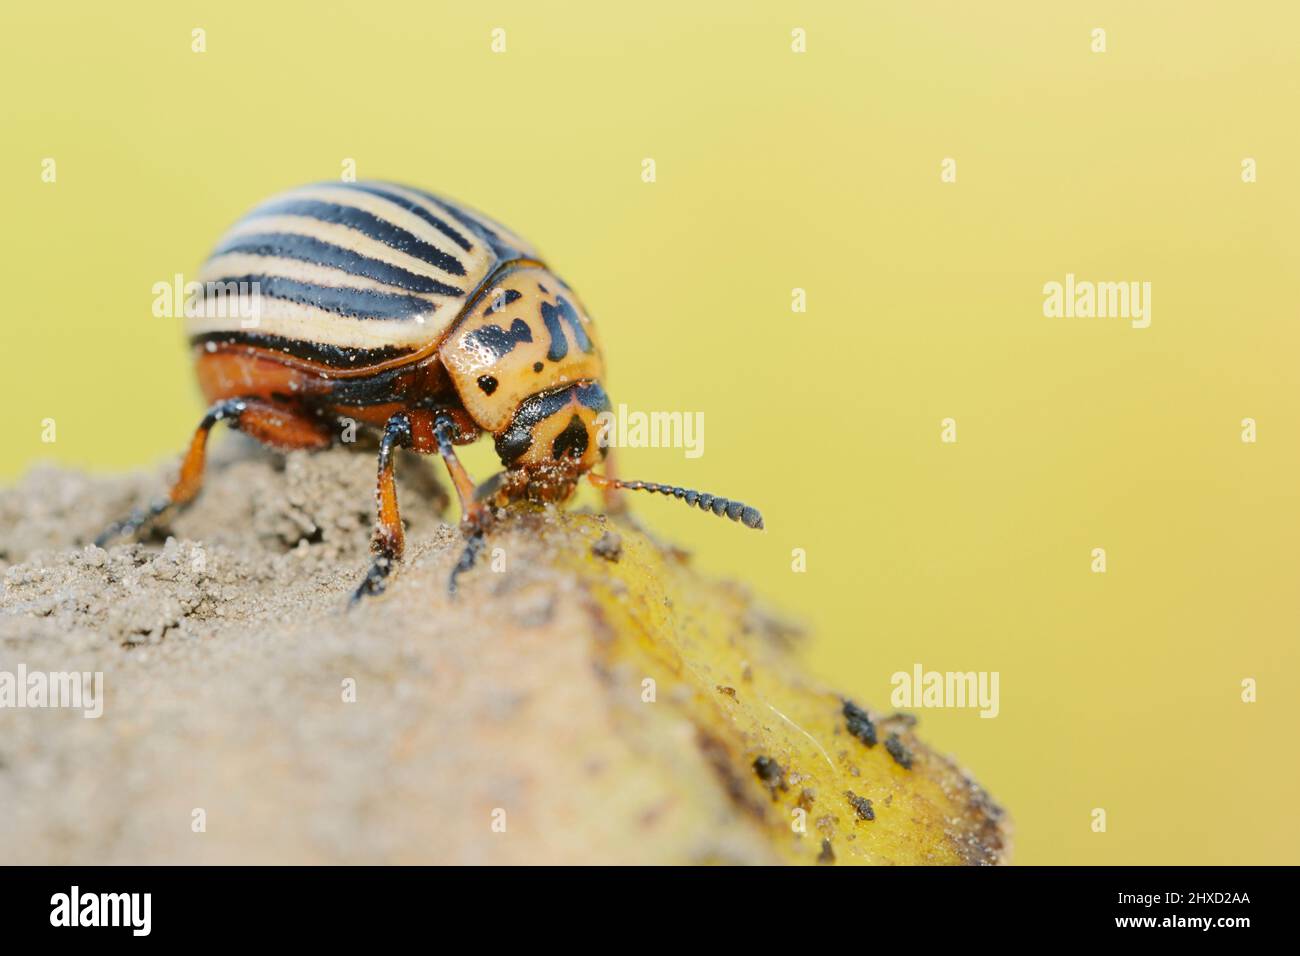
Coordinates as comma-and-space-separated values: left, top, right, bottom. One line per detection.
431, 412, 491, 594
350, 413, 413, 606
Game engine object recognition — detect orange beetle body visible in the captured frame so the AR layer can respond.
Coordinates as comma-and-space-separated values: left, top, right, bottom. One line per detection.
102, 181, 762, 601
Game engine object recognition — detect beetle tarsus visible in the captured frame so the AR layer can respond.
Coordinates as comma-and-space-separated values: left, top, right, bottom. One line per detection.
349, 556, 394, 607
448, 529, 487, 595
349, 414, 414, 607
94, 498, 173, 548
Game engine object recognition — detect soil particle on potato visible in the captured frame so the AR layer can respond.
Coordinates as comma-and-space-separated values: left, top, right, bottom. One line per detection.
845, 790, 875, 821
885, 734, 914, 769
752, 755, 788, 798
842, 698, 877, 747
590, 530, 622, 561
817, 839, 836, 865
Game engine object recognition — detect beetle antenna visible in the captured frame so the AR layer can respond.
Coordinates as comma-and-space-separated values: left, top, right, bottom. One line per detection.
587, 473, 764, 529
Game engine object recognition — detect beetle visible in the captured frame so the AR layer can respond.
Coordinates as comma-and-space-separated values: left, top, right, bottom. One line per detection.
98, 181, 763, 602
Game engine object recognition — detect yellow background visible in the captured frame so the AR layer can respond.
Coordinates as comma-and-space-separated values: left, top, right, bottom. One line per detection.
2, 2, 1297, 864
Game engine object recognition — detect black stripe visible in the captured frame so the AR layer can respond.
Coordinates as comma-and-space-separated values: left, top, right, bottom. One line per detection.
574, 382, 611, 414
540, 295, 594, 362
211, 232, 464, 297
465, 318, 533, 361
190, 331, 418, 369
201, 274, 435, 321
484, 288, 523, 315
246, 199, 467, 277
344, 183, 474, 252
322, 365, 420, 405
408, 187, 527, 263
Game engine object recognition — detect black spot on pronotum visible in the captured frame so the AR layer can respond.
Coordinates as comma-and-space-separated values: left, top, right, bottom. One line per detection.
539, 295, 594, 361
533, 361, 543, 373
845, 790, 875, 821
885, 734, 914, 769
465, 318, 533, 360
477, 375, 498, 395
752, 756, 787, 798
484, 288, 523, 315
552, 414, 589, 461
842, 699, 877, 747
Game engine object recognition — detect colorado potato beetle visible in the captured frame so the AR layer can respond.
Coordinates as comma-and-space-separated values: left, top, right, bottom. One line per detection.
99, 181, 763, 602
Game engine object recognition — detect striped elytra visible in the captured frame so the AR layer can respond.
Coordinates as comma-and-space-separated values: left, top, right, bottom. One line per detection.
189, 181, 542, 356
100, 180, 762, 604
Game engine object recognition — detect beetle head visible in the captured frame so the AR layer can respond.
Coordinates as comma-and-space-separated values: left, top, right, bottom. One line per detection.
482, 379, 764, 533
488, 381, 610, 501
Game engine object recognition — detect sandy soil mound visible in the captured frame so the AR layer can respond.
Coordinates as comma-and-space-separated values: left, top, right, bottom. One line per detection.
0, 441, 1008, 864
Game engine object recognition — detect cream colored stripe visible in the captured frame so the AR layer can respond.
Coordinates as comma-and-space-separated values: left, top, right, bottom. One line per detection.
198, 252, 461, 310
212, 215, 472, 290
184, 294, 444, 350
259, 184, 489, 278
370, 182, 540, 260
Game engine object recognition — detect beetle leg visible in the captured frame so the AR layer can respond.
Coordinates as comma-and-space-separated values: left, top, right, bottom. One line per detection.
351, 413, 413, 606
96, 398, 332, 547
431, 412, 492, 594
448, 529, 487, 595
431, 413, 487, 526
